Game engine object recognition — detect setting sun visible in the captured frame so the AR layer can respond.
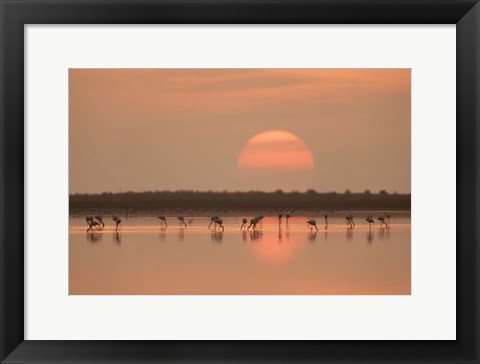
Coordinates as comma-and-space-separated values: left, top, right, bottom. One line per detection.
237, 130, 315, 171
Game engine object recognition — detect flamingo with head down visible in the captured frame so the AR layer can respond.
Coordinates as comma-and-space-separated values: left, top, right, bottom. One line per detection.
307, 219, 319, 231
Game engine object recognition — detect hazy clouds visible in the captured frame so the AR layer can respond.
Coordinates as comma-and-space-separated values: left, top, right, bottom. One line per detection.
69, 69, 410, 194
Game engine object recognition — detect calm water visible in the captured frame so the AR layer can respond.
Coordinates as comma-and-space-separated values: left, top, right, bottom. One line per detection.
69, 213, 411, 295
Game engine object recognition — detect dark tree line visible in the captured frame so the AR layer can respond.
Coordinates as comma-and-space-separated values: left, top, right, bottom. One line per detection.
69, 190, 410, 212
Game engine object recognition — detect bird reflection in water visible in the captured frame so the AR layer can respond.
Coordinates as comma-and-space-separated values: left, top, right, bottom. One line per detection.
86, 232, 103, 244
278, 227, 283, 241
249, 229, 263, 241
159, 230, 166, 241
308, 230, 317, 243
386, 228, 391, 240
378, 227, 391, 241
366, 230, 374, 244
211, 231, 223, 243
178, 228, 185, 242
378, 227, 385, 240
346, 229, 353, 241
241, 230, 248, 242
113, 232, 122, 246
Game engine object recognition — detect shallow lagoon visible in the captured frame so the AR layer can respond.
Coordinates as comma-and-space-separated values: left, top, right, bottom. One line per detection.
69, 212, 411, 295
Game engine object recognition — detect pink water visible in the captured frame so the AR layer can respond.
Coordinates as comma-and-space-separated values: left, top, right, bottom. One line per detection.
69, 213, 411, 295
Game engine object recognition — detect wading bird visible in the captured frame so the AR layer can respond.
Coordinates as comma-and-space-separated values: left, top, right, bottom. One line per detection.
255, 215, 265, 227
158, 216, 167, 227
247, 217, 259, 230
346, 214, 355, 228
384, 212, 391, 223
112, 216, 122, 231
377, 216, 388, 227
285, 211, 291, 225
240, 218, 248, 229
214, 218, 224, 231
366, 215, 375, 228
177, 216, 187, 228
95, 216, 105, 228
87, 219, 99, 232
324, 214, 329, 226
208, 216, 219, 229
278, 212, 283, 224
307, 219, 319, 231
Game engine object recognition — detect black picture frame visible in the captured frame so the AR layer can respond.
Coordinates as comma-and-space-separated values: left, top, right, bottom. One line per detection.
1, 0, 478, 363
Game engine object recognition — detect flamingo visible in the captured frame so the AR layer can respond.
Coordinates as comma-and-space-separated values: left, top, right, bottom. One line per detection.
214, 218, 224, 231
278, 212, 283, 224
366, 215, 375, 228
377, 216, 388, 227
255, 215, 265, 227
285, 211, 291, 225
112, 216, 122, 231
94, 216, 105, 228
307, 219, 319, 231
158, 216, 167, 227
324, 214, 329, 226
240, 218, 248, 229
208, 216, 219, 229
177, 216, 187, 228
87, 219, 99, 232
349, 214, 355, 227
346, 214, 355, 228
247, 217, 259, 230
86, 216, 94, 225
384, 212, 391, 224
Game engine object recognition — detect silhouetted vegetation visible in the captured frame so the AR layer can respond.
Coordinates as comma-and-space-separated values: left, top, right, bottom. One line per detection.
69, 190, 410, 212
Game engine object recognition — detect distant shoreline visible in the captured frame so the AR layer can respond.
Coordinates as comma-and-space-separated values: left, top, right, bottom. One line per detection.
70, 191, 410, 213
69, 211, 411, 219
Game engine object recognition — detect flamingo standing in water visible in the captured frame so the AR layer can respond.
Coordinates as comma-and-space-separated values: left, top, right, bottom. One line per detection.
384, 212, 391, 224
208, 216, 219, 229
255, 215, 265, 227
349, 214, 356, 227
214, 218, 224, 231
87, 219, 99, 232
240, 218, 248, 229
95, 216, 105, 228
112, 216, 122, 231
307, 219, 319, 231
278, 212, 283, 225
346, 214, 355, 228
366, 215, 375, 229
324, 214, 329, 226
377, 216, 388, 227
247, 217, 259, 230
177, 216, 187, 228
285, 211, 291, 225
158, 216, 167, 227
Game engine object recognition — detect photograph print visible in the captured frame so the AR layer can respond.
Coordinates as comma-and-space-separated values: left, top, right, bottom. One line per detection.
69, 69, 411, 295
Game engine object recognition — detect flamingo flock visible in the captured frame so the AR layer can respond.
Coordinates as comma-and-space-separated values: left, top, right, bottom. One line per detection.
84, 212, 393, 233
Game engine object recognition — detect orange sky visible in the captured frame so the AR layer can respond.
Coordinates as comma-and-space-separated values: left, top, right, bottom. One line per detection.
69, 69, 410, 194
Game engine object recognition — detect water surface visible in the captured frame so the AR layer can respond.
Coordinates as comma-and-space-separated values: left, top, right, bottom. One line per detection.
69, 213, 410, 295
